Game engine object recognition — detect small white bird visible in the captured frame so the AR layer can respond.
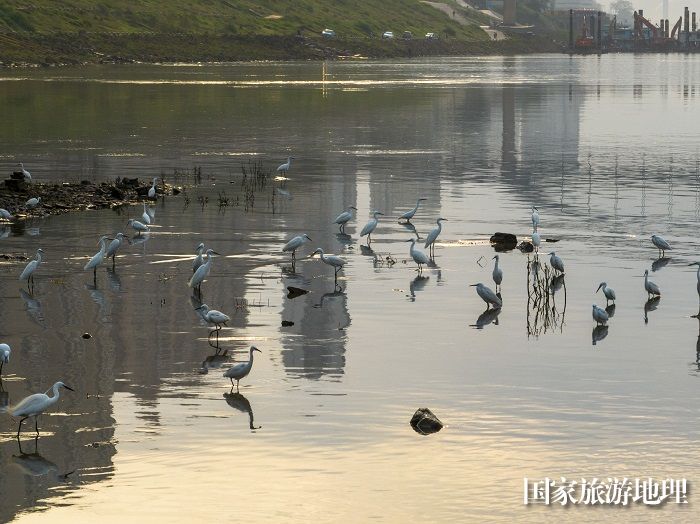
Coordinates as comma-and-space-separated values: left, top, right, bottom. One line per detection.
19, 248, 44, 286
549, 252, 565, 274
19, 162, 31, 182
127, 218, 149, 236
148, 177, 158, 199
84, 235, 109, 280
25, 197, 41, 209
333, 205, 357, 233
0, 208, 13, 221
277, 156, 294, 174
223, 346, 261, 391
592, 304, 609, 325
11, 381, 74, 438
146, 205, 155, 223
0, 343, 10, 376
360, 211, 384, 245
196, 304, 231, 331
596, 282, 616, 304
644, 269, 661, 298
651, 234, 671, 257
424, 217, 447, 257
310, 248, 345, 280
470, 283, 502, 309
492, 255, 503, 291
282, 234, 312, 261
142, 203, 152, 225
408, 239, 430, 272
532, 230, 541, 252
105, 233, 128, 266
189, 248, 220, 291
399, 198, 427, 223
531, 206, 540, 231
192, 243, 206, 273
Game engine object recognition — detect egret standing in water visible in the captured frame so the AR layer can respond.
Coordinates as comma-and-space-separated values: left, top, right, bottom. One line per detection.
19, 248, 44, 287
189, 248, 220, 293
651, 234, 671, 257
360, 211, 384, 245
407, 239, 430, 273
492, 255, 503, 292
105, 233, 128, 268
689, 262, 700, 309
12, 381, 74, 438
596, 282, 616, 304
470, 283, 502, 309
224, 346, 261, 392
549, 252, 565, 274
196, 304, 231, 333
424, 217, 447, 257
0, 343, 10, 376
127, 218, 149, 236
84, 235, 109, 282
310, 248, 345, 283
282, 234, 312, 262
141, 203, 152, 225
19, 162, 31, 182
277, 156, 294, 175
148, 177, 158, 199
399, 198, 427, 223
644, 269, 661, 298
592, 304, 609, 325
192, 243, 205, 273
531, 230, 541, 253
25, 197, 41, 209
531, 206, 540, 231
333, 206, 357, 233
0, 208, 13, 221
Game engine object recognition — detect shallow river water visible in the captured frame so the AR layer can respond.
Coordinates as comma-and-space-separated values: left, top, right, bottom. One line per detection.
1, 55, 700, 522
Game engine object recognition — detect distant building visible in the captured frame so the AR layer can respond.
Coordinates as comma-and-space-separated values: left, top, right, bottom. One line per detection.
552, 0, 600, 11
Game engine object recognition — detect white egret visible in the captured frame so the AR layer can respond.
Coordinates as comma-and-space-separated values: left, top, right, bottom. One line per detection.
549, 252, 565, 274
25, 197, 41, 209
360, 211, 384, 245
408, 239, 430, 272
0, 208, 13, 220
310, 248, 345, 281
19, 248, 43, 286
141, 203, 151, 225
470, 283, 502, 309
11, 381, 74, 438
644, 269, 661, 298
592, 304, 609, 325
196, 304, 231, 332
424, 217, 447, 257
333, 205, 357, 233
192, 242, 206, 273
282, 234, 312, 261
532, 230, 541, 252
223, 346, 261, 391
492, 255, 503, 291
188, 248, 220, 292
690, 263, 700, 306
399, 198, 427, 223
651, 234, 671, 257
84, 235, 109, 280
105, 233, 128, 267
146, 205, 155, 223
19, 162, 31, 182
596, 282, 616, 304
277, 156, 294, 174
0, 343, 10, 376
148, 177, 158, 199
127, 218, 149, 236
531, 206, 540, 231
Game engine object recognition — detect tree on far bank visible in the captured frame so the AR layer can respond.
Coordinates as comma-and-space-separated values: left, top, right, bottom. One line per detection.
610, 0, 634, 26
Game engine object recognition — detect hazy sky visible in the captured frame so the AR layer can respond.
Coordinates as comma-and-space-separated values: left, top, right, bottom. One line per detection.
602, 0, 700, 22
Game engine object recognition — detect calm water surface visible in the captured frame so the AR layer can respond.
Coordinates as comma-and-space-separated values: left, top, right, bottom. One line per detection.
1, 55, 700, 522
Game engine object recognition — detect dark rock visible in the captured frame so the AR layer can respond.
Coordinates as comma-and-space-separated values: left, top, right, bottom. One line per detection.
81, 332, 92, 339
281, 320, 294, 327
410, 408, 443, 435
517, 241, 534, 253
544, 238, 559, 243
136, 186, 150, 197
109, 186, 125, 200
4, 178, 27, 192
80, 180, 92, 186
490, 232, 517, 252
11, 171, 25, 180
172, 186, 182, 195
0, 253, 29, 261
287, 286, 309, 299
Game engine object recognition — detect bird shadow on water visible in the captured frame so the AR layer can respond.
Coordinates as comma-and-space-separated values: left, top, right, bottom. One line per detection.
644, 297, 661, 324
335, 232, 353, 246
592, 325, 609, 346
223, 392, 261, 431
471, 307, 501, 329
651, 257, 671, 272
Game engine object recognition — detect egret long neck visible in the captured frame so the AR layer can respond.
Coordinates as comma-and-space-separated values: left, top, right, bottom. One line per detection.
36, 251, 43, 263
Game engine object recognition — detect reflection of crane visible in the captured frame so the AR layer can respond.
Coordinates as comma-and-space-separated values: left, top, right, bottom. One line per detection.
576, 16, 595, 48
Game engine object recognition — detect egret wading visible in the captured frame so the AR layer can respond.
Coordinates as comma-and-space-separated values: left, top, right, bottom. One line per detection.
277, 156, 294, 174
0, 343, 10, 376
531, 206, 540, 231
690, 263, 700, 308
19, 248, 44, 287
12, 381, 74, 438
105, 233, 129, 268
360, 211, 384, 245
127, 218, 149, 236
470, 283, 502, 310
424, 218, 447, 257
224, 346, 261, 392
189, 249, 220, 293
592, 304, 609, 325
25, 197, 41, 209
651, 235, 671, 257
408, 239, 430, 273
333, 206, 357, 233
148, 177, 158, 199
310, 248, 345, 283
142, 203, 152, 225
549, 252, 565, 274
19, 162, 31, 182
532, 230, 541, 253
192, 243, 206, 273
596, 282, 616, 304
196, 304, 231, 333
282, 234, 312, 262
0, 208, 13, 221
492, 255, 503, 291
644, 269, 661, 299
399, 198, 427, 223
84, 235, 109, 282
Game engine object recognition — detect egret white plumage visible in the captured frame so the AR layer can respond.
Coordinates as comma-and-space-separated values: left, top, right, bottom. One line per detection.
127, 218, 149, 236
492, 255, 503, 291
12, 381, 74, 438
25, 197, 41, 209
360, 211, 384, 245
18, 162, 31, 182
148, 177, 158, 199
277, 156, 294, 174
470, 283, 502, 309
141, 203, 151, 225
644, 269, 661, 298
532, 230, 541, 252
282, 234, 312, 261
192, 242, 205, 273
596, 282, 616, 304
0, 343, 10, 376
592, 304, 609, 325
408, 239, 430, 272
223, 346, 261, 391
310, 248, 345, 281
19, 248, 43, 286
84, 235, 109, 280
549, 252, 565, 274
188, 248, 220, 292
0, 208, 13, 221
651, 234, 671, 257
333, 206, 357, 233
105, 233, 128, 267
424, 217, 447, 257
531, 206, 540, 231
196, 304, 231, 332
399, 198, 427, 223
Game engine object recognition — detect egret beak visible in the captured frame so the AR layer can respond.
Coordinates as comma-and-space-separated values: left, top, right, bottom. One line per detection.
350, 206, 357, 210
195, 306, 203, 310
63, 385, 75, 392
252, 346, 262, 353
307, 236, 312, 241
377, 212, 384, 215
212, 251, 222, 256
492, 256, 497, 260
596, 283, 604, 292
469, 284, 478, 287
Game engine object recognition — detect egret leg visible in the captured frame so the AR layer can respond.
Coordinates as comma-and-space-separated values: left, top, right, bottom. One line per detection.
236, 380, 240, 393
112, 255, 116, 269
292, 251, 296, 262
17, 417, 27, 439
35, 417, 39, 436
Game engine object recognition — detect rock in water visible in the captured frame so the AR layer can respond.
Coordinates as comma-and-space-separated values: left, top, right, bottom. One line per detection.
490, 232, 517, 252
287, 286, 309, 299
517, 241, 534, 253
410, 408, 443, 435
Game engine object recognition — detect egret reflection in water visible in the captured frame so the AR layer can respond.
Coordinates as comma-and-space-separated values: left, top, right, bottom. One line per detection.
409, 274, 429, 301
592, 325, 609, 346
652, 256, 671, 272
605, 303, 616, 319
644, 296, 661, 324
19, 288, 44, 327
526, 259, 566, 336
12, 437, 73, 481
223, 392, 261, 431
472, 307, 501, 329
